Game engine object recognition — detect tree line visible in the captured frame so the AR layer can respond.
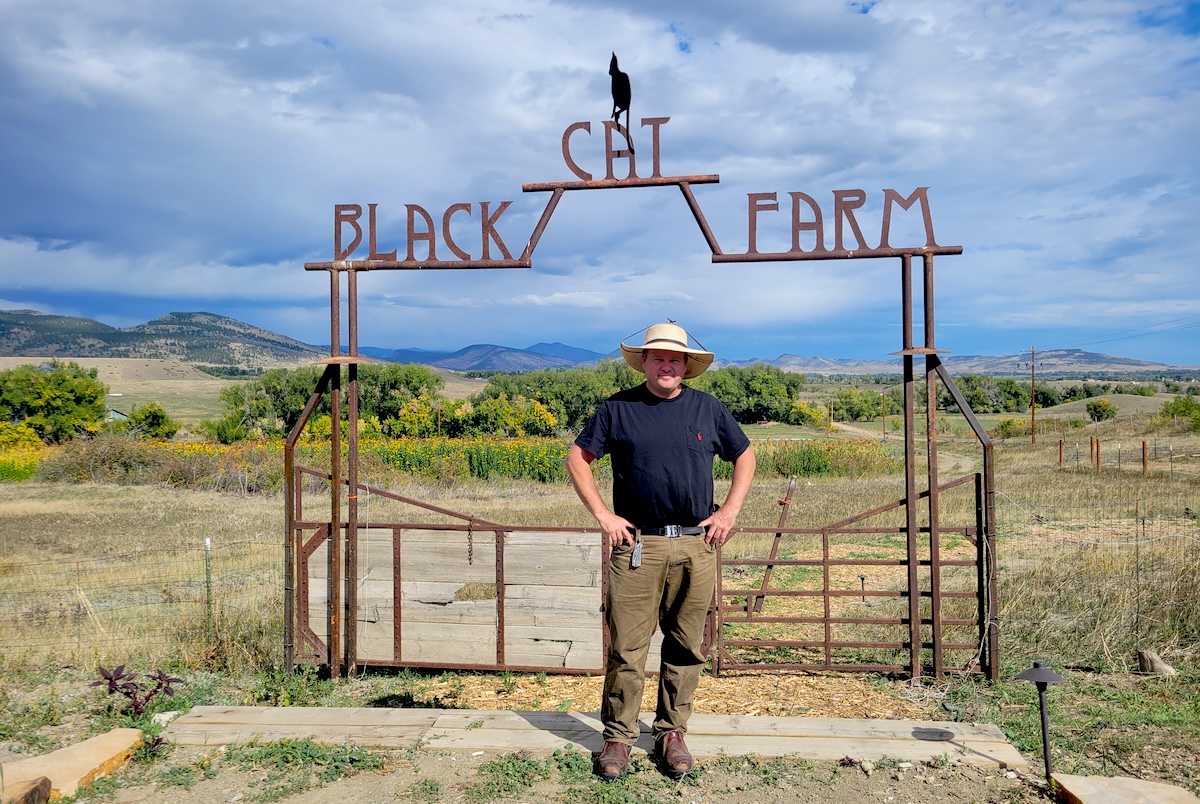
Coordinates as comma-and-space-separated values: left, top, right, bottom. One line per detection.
208, 361, 826, 442
4, 361, 1194, 448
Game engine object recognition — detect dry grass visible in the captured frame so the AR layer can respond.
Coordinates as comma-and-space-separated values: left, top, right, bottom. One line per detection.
1, 413, 1196, 678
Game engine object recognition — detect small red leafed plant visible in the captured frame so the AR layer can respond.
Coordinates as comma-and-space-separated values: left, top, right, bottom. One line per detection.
91, 665, 182, 718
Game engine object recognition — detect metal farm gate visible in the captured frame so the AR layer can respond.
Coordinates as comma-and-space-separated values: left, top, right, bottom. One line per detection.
285, 117, 999, 681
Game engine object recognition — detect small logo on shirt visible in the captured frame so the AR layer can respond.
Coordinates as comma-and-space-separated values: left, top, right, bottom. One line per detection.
696, 432, 703, 441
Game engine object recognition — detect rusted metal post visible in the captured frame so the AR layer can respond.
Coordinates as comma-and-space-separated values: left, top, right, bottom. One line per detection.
393, 527, 403, 663
284, 435, 296, 670
495, 529, 506, 666
1059, 439, 1064, 469
984, 442, 999, 680
328, 269, 343, 678
822, 531, 832, 667
284, 367, 336, 670
924, 253, 942, 678
901, 254, 921, 678
752, 476, 798, 613
345, 268, 360, 677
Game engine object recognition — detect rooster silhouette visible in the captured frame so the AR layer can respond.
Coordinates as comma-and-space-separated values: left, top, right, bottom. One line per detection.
609, 52, 635, 155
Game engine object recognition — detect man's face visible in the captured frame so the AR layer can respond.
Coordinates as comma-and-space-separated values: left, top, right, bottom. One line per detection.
642, 349, 688, 398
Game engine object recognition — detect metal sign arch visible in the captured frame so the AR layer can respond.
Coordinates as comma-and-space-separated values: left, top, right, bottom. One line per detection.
285, 114, 998, 681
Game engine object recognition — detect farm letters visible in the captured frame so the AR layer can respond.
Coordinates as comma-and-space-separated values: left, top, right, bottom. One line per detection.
331, 117, 941, 265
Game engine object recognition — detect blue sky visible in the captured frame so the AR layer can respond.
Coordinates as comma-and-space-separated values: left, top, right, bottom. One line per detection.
1, 0, 1198, 366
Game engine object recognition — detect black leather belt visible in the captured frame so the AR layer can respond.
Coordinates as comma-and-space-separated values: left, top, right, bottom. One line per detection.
638, 526, 705, 537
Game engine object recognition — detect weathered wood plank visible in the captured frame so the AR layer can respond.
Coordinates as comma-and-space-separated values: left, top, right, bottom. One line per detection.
162, 706, 1027, 769
400, 600, 495, 625
167, 726, 432, 747
399, 531, 497, 583
503, 532, 602, 587
400, 622, 497, 664
170, 706, 443, 726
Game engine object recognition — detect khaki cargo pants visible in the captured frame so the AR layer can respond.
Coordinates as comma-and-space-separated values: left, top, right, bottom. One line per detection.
601, 533, 715, 744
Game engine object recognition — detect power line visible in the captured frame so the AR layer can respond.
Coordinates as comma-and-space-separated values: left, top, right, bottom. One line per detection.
1041, 313, 1200, 353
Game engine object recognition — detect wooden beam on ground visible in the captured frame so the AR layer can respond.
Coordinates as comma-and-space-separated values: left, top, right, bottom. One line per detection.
163, 707, 1026, 771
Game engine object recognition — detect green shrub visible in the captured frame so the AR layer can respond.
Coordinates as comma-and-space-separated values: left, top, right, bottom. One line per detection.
1154, 395, 1200, 431
991, 418, 1026, 439
125, 402, 180, 440
1086, 398, 1119, 422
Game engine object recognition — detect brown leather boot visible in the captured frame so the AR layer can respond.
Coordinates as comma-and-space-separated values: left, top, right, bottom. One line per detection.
596, 740, 630, 781
656, 730, 694, 779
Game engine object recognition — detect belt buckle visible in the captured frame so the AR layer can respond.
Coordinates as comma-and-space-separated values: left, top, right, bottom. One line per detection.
663, 525, 682, 537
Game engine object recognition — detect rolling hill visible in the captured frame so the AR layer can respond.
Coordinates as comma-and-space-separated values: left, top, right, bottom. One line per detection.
1, 309, 1193, 375
0, 310, 325, 368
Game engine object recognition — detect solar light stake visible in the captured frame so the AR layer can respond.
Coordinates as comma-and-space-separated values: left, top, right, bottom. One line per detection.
1015, 661, 1065, 780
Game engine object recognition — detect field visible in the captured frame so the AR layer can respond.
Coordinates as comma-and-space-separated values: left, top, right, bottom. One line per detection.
1, 371, 1198, 801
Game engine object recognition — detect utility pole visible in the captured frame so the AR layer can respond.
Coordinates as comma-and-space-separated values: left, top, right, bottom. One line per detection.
1030, 345, 1037, 444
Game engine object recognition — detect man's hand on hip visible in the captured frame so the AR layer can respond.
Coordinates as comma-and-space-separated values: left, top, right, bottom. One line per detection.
598, 511, 637, 547
699, 507, 738, 547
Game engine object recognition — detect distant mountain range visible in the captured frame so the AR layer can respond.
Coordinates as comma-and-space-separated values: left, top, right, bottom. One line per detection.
0, 309, 325, 367
1, 309, 1194, 376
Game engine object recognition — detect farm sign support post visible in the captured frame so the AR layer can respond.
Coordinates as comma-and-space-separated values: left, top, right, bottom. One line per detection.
287, 113, 998, 681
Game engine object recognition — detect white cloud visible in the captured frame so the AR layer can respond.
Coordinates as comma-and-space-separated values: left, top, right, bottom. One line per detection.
0, 0, 1197, 364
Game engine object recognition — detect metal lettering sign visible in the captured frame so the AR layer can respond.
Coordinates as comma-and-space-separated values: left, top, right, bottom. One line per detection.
291, 109, 996, 685
304, 116, 958, 274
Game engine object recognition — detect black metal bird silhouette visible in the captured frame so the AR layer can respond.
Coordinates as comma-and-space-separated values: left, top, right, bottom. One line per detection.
609, 52, 635, 154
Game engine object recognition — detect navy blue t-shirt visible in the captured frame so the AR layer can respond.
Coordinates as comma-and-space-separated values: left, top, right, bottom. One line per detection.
574, 384, 750, 529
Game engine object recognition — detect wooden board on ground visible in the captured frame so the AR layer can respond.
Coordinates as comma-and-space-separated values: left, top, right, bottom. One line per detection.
164, 706, 1027, 771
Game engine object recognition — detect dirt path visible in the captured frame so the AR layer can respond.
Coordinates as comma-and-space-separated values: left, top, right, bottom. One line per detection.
834, 421, 977, 475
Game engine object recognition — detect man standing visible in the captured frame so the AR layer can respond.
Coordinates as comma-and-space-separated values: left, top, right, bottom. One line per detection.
566, 322, 756, 781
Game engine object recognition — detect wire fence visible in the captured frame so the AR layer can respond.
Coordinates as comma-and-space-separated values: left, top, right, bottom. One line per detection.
0, 535, 281, 670
992, 480, 1200, 672
1, 467, 1195, 676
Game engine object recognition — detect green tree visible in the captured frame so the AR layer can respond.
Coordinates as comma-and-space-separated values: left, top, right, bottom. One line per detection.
0, 361, 108, 443
389, 394, 439, 438
1086, 398, 1119, 422
126, 402, 180, 440
476, 360, 638, 432
691, 365, 806, 423
1155, 395, 1200, 431
940, 375, 1030, 414
829, 388, 880, 422
357, 364, 445, 422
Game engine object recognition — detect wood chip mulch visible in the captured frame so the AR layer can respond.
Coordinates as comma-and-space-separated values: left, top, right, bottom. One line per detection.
394, 670, 940, 721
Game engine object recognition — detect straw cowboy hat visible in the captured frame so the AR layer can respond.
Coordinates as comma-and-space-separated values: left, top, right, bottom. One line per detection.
620, 321, 715, 379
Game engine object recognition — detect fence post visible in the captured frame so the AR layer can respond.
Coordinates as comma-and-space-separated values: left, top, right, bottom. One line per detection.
205, 537, 214, 637
1143, 440, 1148, 476
1096, 438, 1102, 473
1059, 439, 1064, 469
